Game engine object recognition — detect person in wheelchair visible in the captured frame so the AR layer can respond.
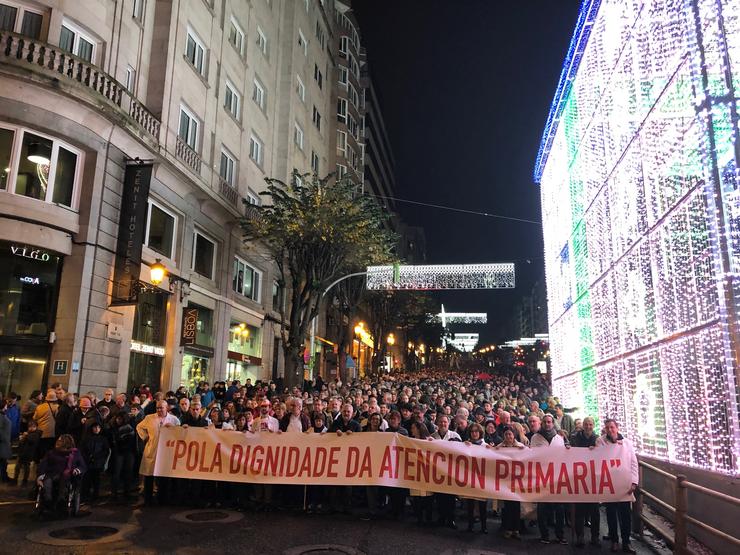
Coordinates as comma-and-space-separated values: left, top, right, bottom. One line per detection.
36, 434, 87, 511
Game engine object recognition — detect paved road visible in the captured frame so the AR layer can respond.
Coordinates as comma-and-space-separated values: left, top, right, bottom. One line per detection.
0, 483, 669, 555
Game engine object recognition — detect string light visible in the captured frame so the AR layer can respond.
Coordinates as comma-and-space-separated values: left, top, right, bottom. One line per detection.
366, 263, 515, 291
537, 0, 740, 474
446, 333, 479, 352
433, 305, 488, 325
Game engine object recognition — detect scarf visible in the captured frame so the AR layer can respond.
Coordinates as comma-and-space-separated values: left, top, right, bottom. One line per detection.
539, 427, 557, 444
605, 433, 624, 444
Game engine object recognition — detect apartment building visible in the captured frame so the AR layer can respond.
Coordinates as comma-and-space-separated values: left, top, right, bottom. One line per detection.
0, 0, 337, 399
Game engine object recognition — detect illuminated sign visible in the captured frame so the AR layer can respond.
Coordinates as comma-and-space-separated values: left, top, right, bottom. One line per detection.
19, 276, 41, 285
130, 341, 165, 357
181, 307, 198, 346
11, 245, 51, 262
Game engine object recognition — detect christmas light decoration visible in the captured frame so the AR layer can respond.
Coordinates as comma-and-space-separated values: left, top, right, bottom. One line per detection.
536, 0, 740, 474
365, 263, 515, 291
446, 333, 479, 353
432, 304, 488, 325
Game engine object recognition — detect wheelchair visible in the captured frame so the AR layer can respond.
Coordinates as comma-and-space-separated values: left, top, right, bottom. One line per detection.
34, 474, 83, 518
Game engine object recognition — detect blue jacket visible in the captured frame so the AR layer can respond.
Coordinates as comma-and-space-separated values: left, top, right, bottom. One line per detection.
6, 404, 20, 440
200, 391, 215, 407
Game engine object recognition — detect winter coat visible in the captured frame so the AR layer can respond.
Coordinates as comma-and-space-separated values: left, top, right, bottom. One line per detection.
18, 430, 41, 463
136, 413, 180, 476
55, 403, 75, 436
0, 414, 11, 459
81, 434, 110, 471
68, 408, 103, 445
6, 404, 20, 440
38, 448, 87, 478
279, 413, 311, 432
110, 422, 137, 455
33, 401, 59, 439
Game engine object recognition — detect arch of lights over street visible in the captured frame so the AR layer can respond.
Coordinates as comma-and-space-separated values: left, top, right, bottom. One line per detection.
365, 264, 515, 290
433, 305, 488, 326
535, 0, 740, 474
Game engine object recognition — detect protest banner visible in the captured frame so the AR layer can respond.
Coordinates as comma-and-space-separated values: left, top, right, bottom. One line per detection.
154, 427, 635, 502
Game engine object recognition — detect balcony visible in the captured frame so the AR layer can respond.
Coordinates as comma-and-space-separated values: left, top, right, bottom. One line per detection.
218, 177, 239, 207
243, 203, 261, 222
0, 31, 160, 142
175, 136, 202, 174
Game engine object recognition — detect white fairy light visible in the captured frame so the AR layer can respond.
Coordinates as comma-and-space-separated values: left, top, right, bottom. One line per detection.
432, 305, 488, 325
365, 263, 515, 291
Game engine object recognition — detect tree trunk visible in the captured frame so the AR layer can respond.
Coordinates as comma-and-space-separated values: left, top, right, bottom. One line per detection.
282, 344, 304, 393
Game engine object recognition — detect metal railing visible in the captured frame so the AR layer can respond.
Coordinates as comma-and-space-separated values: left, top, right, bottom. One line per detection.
218, 177, 239, 207
0, 30, 161, 141
635, 460, 740, 554
175, 136, 202, 174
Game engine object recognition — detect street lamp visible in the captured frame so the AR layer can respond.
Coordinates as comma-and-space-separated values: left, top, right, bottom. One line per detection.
387, 333, 395, 346
149, 259, 166, 285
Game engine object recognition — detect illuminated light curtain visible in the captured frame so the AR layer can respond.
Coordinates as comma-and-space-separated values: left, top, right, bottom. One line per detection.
365, 263, 515, 290
537, 0, 740, 474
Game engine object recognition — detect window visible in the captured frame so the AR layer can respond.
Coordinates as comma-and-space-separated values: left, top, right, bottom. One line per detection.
124, 65, 136, 91
192, 231, 216, 279
298, 29, 307, 56
337, 98, 347, 124
312, 106, 321, 131
223, 80, 240, 119
233, 257, 261, 301
336, 130, 347, 156
145, 200, 177, 260
249, 134, 263, 166
348, 114, 358, 139
304, 0, 310, 13
178, 105, 199, 150
339, 36, 348, 58
315, 21, 325, 49
313, 63, 323, 89
338, 66, 348, 87
59, 21, 96, 62
185, 28, 206, 75
347, 51, 359, 79
296, 75, 305, 102
293, 123, 304, 150
228, 16, 244, 55
348, 146, 358, 170
252, 78, 265, 110
336, 164, 347, 179
0, 2, 43, 39
348, 82, 359, 108
0, 124, 82, 208
132, 0, 145, 21
310, 151, 319, 173
256, 26, 267, 56
272, 280, 283, 312
219, 148, 236, 187
246, 190, 261, 206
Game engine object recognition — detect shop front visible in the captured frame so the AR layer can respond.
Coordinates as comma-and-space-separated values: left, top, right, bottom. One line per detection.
0, 240, 62, 400
226, 320, 262, 383
126, 288, 168, 394
180, 304, 214, 393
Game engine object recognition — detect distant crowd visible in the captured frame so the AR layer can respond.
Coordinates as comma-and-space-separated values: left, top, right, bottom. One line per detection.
0, 364, 638, 552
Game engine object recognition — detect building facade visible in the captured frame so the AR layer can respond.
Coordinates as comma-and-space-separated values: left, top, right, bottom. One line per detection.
0, 0, 339, 401
536, 0, 740, 474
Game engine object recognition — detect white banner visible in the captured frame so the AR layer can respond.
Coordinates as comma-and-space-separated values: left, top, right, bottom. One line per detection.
154, 427, 634, 502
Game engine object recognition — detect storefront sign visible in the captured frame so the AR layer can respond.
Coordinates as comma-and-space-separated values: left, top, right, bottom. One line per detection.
227, 350, 262, 366
19, 276, 41, 284
181, 307, 198, 346
52, 360, 68, 376
10, 245, 51, 262
111, 163, 153, 305
106, 322, 122, 342
131, 340, 165, 357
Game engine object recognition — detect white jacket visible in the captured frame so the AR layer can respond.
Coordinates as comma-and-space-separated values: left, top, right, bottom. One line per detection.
596, 435, 639, 485
136, 413, 180, 476
530, 431, 565, 448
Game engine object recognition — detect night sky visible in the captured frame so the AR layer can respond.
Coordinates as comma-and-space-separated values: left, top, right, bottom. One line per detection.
353, 0, 582, 344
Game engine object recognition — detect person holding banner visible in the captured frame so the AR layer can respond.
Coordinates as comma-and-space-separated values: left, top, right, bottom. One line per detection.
571, 416, 601, 548
252, 399, 279, 511
531, 414, 568, 545
596, 419, 638, 554
136, 400, 179, 506
495, 425, 526, 539
329, 403, 362, 514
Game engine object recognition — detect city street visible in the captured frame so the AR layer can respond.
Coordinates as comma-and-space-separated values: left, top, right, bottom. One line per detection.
0, 483, 666, 555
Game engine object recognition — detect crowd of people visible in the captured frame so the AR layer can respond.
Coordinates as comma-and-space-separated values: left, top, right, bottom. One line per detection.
0, 364, 638, 552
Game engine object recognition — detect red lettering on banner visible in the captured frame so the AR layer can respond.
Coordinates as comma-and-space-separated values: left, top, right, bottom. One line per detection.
590, 459, 597, 493
535, 462, 554, 493
242, 446, 252, 474
454, 455, 468, 487
359, 447, 372, 478
210, 443, 222, 473
198, 441, 210, 472
173, 440, 187, 470
511, 460, 525, 492
527, 461, 534, 492
416, 449, 430, 483
432, 452, 445, 484
599, 460, 615, 494
250, 445, 264, 474
229, 445, 243, 473
379, 446, 392, 478
298, 448, 312, 477
186, 441, 199, 471
556, 462, 573, 494
313, 447, 327, 476
327, 447, 340, 477
278, 446, 287, 476
403, 448, 414, 481
265, 445, 279, 476
446, 452, 454, 486
573, 461, 588, 494
471, 457, 485, 490
495, 459, 508, 490
286, 447, 300, 477
392, 446, 401, 479
346, 447, 360, 478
